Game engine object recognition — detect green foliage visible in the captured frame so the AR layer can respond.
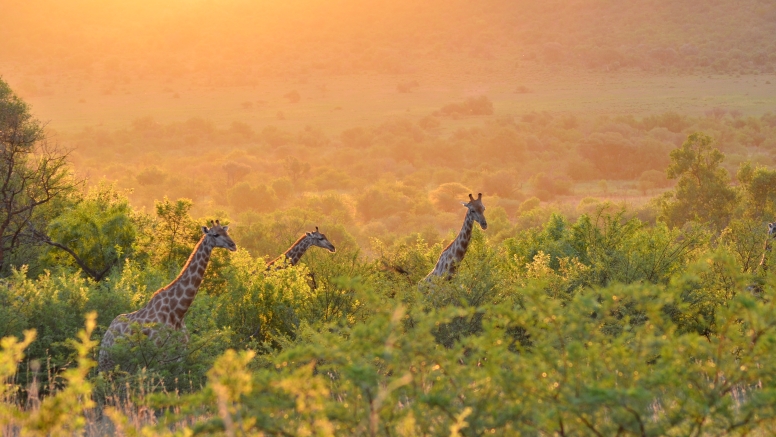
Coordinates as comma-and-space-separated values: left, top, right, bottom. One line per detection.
660, 132, 738, 230
0, 267, 93, 365
102, 322, 190, 375
1, 314, 97, 436
211, 247, 368, 351
140, 269, 776, 435
737, 161, 776, 219
214, 254, 316, 347
154, 197, 199, 267
507, 207, 704, 290
0, 77, 75, 273
5, 83, 776, 433
720, 217, 766, 274
44, 183, 136, 280
4, 197, 776, 434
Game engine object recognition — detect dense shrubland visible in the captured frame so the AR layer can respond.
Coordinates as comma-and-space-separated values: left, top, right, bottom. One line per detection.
6, 81, 776, 434
63, 106, 776, 251
5, 197, 776, 435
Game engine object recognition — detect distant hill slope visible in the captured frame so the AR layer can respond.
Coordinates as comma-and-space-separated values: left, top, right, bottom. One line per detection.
2, 0, 774, 81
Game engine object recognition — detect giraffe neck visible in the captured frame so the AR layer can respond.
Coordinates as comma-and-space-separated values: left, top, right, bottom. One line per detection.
284, 235, 313, 266
450, 210, 475, 263
146, 235, 214, 325
423, 210, 477, 282
761, 238, 772, 273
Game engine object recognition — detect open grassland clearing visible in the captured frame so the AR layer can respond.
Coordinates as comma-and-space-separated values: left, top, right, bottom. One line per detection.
3, 66, 776, 133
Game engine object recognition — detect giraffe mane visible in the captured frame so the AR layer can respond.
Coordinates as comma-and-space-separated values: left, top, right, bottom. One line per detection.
268, 233, 310, 265
149, 234, 206, 298
441, 238, 457, 253
440, 209, 473, 253
286, 233, 309, 252
268, 254, 287, 266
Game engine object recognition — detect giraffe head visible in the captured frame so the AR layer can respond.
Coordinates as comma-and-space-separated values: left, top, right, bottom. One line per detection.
306, 226, 336, 253
462, 193, 487, 230
201, 220, 237, 251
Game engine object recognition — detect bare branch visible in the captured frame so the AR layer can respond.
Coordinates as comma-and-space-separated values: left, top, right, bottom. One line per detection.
31, 229, 115, 281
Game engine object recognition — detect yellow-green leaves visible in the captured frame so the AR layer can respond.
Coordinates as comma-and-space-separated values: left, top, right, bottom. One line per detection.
1, 314, 97, 437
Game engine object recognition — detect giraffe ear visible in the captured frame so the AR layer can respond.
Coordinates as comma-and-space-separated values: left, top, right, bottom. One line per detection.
306, 232, 312, 237
461, 201, 469, 207
202, 226, 209, 234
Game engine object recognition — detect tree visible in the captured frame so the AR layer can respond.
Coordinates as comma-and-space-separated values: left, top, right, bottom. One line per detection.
222, 161, 251, 187
155, 197, 198, 266
136, 166, 168, 186
429, 182, 471, 213
578, 132, 637, 178
227, 182, 277, 213
0, 77, 76, 273
736, 161, 776, 219
658, 133, 737, 230
283, 157, 310, 184
39, 184, 136, 281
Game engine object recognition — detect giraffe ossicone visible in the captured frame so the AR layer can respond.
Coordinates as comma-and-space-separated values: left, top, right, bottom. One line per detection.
423, 193, 487, 284
266, 226, 336, 270
98, 220, 236, 372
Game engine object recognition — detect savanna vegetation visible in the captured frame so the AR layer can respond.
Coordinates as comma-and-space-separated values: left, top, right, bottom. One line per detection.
62, 102, 776, 254
3, 0, 776, 434
3, 69, 776, 435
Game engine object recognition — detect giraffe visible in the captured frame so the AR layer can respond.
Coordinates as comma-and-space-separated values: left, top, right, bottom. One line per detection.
746, 222, 776, 296
266, 226, 336, 270
423, 193, 487, 283
758, 222, 776, 273
98, 220, 236, 372
246, 227, 335, 342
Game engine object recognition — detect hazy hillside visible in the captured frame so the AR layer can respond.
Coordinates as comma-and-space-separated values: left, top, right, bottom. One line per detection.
2, 0, 775, 85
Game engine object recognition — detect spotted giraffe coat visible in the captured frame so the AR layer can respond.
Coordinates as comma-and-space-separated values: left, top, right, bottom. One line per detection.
98, 222, 236, 372
423, 193, 487, 283
266, 227, 335, 269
